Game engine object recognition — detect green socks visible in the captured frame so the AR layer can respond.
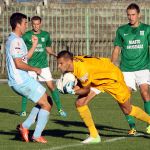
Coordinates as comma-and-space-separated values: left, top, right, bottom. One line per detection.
125, 115, 136, 129
51, 88, 62, 110
125, 101, 150, 130
21, 96, 27, 112
144, 101, 150, 115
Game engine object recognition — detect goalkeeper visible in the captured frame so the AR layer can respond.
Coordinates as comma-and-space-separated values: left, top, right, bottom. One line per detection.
20, 16, 66, 117
57, 50, 150, 144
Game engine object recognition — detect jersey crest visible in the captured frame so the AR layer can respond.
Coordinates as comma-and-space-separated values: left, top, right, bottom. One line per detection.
140, 30, 144, 36
41, 37, 45, 42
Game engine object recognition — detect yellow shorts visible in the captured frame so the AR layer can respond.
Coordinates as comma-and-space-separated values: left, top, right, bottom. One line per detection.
96, 71, 130, 104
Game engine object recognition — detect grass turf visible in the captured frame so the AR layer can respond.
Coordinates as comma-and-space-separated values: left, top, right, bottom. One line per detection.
0, 83, 150, 150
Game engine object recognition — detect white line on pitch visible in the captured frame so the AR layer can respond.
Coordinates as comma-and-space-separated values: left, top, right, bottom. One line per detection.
43, 136, 129, 150
0, 96, 19, 98
104, 137, 126, 142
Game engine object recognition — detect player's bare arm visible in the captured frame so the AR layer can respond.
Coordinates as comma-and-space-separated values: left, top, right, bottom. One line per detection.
111, 46, 121, 65
76, 89, 97, 107
74, 84, 90, 96
46, 47, 57, 57
14, 57, 41, 74
27, 35, 38, 59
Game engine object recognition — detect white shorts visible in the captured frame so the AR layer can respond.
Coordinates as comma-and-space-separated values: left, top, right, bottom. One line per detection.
28, 67, 53, 82
123, 69, 150, 91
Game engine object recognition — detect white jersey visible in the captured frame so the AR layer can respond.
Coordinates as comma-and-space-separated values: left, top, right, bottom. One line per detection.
6, 32, 30, 86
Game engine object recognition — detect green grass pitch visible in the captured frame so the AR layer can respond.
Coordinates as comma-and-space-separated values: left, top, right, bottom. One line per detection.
0, 83, 150, 150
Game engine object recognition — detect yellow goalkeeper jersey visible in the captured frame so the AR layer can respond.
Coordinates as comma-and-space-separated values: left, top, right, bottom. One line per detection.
73, 56, 121, 86
73, 56, 130, 103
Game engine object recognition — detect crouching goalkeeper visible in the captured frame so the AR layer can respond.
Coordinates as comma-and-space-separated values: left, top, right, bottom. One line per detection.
57, 50, 150, 144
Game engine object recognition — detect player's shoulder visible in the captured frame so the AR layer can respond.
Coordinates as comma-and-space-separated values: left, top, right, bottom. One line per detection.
74, 55, 84, 59
74, 56, 86, 62
140, 23, 150, 28
8, 33, 20, 42
9, 36, 23, 47
140, 23, 150, 33
7, 32, 16, 41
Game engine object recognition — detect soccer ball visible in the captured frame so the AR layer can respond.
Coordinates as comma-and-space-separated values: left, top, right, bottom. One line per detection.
56, 72, 77, 94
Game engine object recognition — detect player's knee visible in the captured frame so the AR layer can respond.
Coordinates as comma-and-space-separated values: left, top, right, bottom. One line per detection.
47, 96, 53, 107
140, 91, 150, 100
47, 81, 55, 91
123, 107, 132, 115
40, 101, 51, 111
75, 100, 85, 107
37, 94, 52, 111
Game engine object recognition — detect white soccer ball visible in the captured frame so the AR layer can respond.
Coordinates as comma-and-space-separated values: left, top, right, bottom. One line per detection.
56, 72, 77, 94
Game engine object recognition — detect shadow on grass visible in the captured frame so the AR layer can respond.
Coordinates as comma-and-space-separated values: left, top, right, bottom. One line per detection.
0, 129, 85, 142
0, 108, 18, 115
51, 119, 150, 138
0, 130, 22, 141
0, 119, 149, 142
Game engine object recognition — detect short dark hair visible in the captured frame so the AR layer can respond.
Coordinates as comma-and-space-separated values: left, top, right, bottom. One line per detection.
10, 12, 27, 30
57, 50, 73, 60
31, 16, 42, 22
126, 3, 140, 13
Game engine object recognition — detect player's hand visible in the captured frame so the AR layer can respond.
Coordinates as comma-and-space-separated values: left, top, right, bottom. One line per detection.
65, 82, 75, 94
58, 109, 67, 117
32, 35, 38, 48
34, 68, 41, 75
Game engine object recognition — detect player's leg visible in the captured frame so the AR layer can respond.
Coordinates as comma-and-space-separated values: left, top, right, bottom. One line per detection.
47, 80, 67, 117
76, 88, 101, 144
46, 80, 62, 110
136, 69, 150, 133
20, 96, 27, 116
139, 84, 150, 113
19, 93, 51, 143
20, 96, 53, 143
122, 72, 136, 134
14, 78, 51, 143
32, 92, 51, 143
110, 77, 150, 130
139, 84, 150, 114
20, 71, 38, 117
39, 67, 66, 117
17, 105, 40, 142
21, 105, 40, 129
119, 100, 150, 125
